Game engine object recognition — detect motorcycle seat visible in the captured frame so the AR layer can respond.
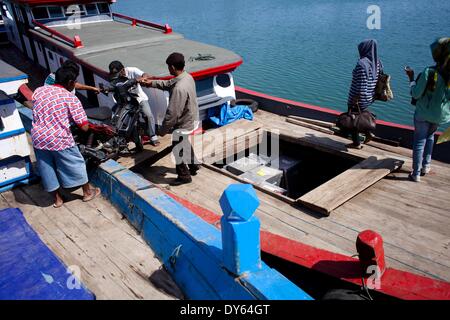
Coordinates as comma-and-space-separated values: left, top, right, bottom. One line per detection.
85, 107, 112, 121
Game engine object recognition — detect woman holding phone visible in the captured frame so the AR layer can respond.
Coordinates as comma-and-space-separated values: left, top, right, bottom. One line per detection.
405, 37, 450, 182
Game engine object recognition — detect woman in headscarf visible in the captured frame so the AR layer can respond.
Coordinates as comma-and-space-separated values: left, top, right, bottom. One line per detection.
347, 39, 382, 148
405, 37, 450, 182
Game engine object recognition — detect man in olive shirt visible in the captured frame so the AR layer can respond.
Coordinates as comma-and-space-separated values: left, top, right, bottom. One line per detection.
144, 52, 200, 185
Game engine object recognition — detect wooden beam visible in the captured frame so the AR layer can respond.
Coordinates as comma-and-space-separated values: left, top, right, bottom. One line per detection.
286, 118, 335, 135
287, 115, 335, 128
297, 156, 404, 215
117, 135, 172, 169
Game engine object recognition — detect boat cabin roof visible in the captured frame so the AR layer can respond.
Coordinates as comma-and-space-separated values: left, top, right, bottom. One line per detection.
30, 20, 242, 79
0, 59, 27, 83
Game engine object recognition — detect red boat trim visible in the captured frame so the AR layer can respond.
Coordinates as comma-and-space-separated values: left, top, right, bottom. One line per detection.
190, 60, 243, 80
164, 190, 450, 300
235, 86, 417, 131
112, 13, 172, 34
19, 84, 33, 101
33, 20, 83, 48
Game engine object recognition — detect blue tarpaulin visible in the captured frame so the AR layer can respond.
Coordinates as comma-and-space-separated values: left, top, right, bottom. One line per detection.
208, 103, 253, 127
0, 208, 95, 300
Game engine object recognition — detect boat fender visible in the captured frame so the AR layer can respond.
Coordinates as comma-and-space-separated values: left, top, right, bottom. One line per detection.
322, 289, 367, 300
232, 99, 259, 113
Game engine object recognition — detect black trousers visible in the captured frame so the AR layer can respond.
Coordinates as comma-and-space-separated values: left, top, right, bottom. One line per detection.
349, 106, 372, 146
172, 133, 200, 179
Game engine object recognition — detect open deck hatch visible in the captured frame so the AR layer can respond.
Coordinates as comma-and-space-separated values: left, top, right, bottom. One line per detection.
209, 130, 403, 215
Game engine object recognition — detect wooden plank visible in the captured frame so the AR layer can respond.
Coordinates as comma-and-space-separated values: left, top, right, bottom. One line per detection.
192, 119, 262, 154
287, 115, 335, 128
117, 134, 172, 169
286, 118, 335, 135
298, 156, 404, 215
202, 129, 263, 164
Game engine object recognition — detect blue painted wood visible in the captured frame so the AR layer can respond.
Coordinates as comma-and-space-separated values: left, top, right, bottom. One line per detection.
220, 184, 262, 275
141, 212, 254, 300
0, 208, 95, 300
0, 128, 26, 139
99, 159, 126, 175
221, 215, 262, 275
92, 162, 313, 300
17, 104, 33, 133
219, 183, 260, 221
243, 269, 313, 300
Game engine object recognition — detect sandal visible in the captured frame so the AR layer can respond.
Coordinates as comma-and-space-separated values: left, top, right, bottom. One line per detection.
346, 143, 363, 150
53, 201, 64, 208
83, 187, 101, 202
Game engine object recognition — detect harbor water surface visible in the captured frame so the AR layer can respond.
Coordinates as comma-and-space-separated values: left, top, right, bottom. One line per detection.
116, 0, 450, 131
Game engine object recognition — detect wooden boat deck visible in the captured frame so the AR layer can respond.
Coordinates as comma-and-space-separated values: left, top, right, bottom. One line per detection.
0, 139, 183, 300
134, 110, 450, 283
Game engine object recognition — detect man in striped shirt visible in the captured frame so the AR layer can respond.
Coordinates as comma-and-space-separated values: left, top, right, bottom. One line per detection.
347, 39, 382, 148
32, 67, 100, 208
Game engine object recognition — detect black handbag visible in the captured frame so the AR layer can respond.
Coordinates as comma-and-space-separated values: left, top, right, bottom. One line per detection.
336, 102, 377, 133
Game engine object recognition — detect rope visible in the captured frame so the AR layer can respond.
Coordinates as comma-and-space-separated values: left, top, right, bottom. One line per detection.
169, 244, 182, 268
189, 53, 216, 62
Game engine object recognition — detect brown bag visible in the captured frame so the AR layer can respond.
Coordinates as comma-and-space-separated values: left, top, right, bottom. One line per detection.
374, 73, 394, 102
336, 102, 377, 133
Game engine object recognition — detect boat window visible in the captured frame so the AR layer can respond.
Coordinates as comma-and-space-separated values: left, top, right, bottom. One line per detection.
97, 3, 111, 14
48, 51, 53, 60
216, 74, 231, 88
64, 5, 86, 17
32, 7, 49, 20
85, 4, 99, 15
48, 6, 64, 19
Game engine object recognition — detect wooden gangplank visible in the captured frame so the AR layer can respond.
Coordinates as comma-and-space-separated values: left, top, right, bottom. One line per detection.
297, 156, 403, 215
117, 120, 262, 169
116, 135, 172, 169
192, 119, 263, 164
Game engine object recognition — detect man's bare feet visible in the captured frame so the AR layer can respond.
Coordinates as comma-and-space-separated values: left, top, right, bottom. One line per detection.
83, 187, 101, 202
53, 192, 64, 208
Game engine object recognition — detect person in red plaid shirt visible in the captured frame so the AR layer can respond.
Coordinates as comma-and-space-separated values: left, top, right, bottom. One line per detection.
32, 67, 100, 208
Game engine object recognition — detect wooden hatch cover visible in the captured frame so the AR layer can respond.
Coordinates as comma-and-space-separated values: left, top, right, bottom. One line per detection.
297, 156, 403, 215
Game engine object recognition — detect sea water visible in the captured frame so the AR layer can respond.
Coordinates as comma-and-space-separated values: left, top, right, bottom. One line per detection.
116, 0, 450, 130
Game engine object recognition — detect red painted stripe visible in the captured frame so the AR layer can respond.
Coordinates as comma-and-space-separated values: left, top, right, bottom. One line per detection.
19, 84, 33, 101
163, 189, 450, 300
33, 20, 83, 49
235, 86, 418, 131
190, 60, 243, 80
112, 13, 172, 34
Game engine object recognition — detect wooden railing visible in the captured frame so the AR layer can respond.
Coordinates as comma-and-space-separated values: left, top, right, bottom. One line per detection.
112, 13, 172, 34
33, 20, 83, 49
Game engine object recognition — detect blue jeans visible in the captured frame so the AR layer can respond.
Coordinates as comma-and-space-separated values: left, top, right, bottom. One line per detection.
412, 113, 438, 176
34, 146, 89, 192
140, 100, 158, 140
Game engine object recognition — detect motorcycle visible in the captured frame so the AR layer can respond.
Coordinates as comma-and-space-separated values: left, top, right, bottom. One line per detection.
72, 76, 149, 165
